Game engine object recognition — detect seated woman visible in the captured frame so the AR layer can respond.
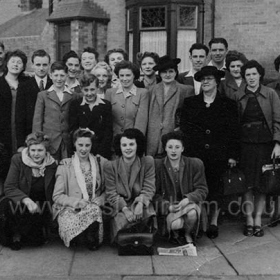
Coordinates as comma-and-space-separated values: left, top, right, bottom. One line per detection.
104, 128, 156, 243
52, 128, 107, 250
3, 132, 57, 250
154, 131, 208, 245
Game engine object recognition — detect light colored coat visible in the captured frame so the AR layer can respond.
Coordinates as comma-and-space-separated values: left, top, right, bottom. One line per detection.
146, 81, 194, 156
32, 89, 77, 153
52, 156, 107, 219
105, 87, 149, 136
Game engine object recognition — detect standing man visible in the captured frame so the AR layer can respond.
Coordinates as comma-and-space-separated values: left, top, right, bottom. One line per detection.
16, 49, 52, 150
0, 42, 5, 76
177, 43, 209, 95
208, 38, 228, 71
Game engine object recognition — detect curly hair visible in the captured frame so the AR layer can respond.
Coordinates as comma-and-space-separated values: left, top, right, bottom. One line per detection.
161, 131, 185, 150
72, 128, 96, 145
25, 132, 51, 151
4, 49, 28, 76
114, 60, 140, 80
79, 73, 99, 88
104, 48, 128, 65
241, 60, 265, 81
82, 47, 99, 61
136, 51, 160, 67
274, 55, 280, 72
62, 50, 80, 64
114, 128, 146, 158
225, 50, 248, 71
92, 61, 112, 88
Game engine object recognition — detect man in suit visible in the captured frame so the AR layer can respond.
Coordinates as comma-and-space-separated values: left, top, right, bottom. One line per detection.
177, 43, 209, 95
208, 37, 228, 71
16, 49, 52, 150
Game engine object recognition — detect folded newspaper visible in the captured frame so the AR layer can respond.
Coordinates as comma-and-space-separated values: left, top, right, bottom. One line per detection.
157, 243, 197, 256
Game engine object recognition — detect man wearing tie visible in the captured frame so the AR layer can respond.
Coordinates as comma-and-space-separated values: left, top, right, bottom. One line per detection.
16, 49, 52, 151
177, 43, 209, 95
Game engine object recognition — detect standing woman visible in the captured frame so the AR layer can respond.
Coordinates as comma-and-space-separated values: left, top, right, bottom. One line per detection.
105, 61, 149, 137
238, 60, 280, 237
53, 128, 107, 250
135, 51, 161, 90
180, 66, 240, 239
3, 132, 57, 250
146, 55, 194, 157
91, 62, 112, 99
104, 128, 156, 242
154, 131, 208, 245
0, 50, 28, 160
219, 51, 247, 99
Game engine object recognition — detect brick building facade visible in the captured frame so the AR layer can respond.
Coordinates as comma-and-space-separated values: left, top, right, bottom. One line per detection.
0, 0, 279, 79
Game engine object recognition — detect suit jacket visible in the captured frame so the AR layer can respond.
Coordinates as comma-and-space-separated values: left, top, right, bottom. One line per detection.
177, 71, 195, 87
52, 156, 107, 219
69, 98, 113, 159
104, 156, 155, 215
154, 156, 208, 216
0, 75, 30, 158
32, 89, 78, 153
229, 85, 280, 143
105, 86, 149, 136
146, 81, 194, 156
16, 76, 52, 148
4, 153, 57, 204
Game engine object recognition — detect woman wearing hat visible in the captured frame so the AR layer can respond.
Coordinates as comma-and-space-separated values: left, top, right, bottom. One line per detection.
146, 55, 194, 157
180, 66, 240, 239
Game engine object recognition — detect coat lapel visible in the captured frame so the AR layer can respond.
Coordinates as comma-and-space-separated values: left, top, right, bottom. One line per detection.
128, 157, 141, 190
44, 163, 56, 192
61, 92, 73, 106
164, 81, 177, 105
23, 164, 33, 193
47, 90, 61, 105
117, 158, 131, 198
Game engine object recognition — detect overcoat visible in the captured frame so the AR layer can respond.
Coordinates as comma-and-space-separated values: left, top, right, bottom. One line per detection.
105, 87, 149, 136
177, 71, 195, 87
266, 80, 280, 99
15, 76, 52, 148
4, 153, 57, 204
32, 89, 77, 153
154, 156, 208, 216
52, 156, 107, 219
69, 97, 113, 159
219, 74, 246, 100
146, 81, 194, 156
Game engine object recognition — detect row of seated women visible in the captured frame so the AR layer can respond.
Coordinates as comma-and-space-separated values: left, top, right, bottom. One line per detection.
0, 128, 208, 251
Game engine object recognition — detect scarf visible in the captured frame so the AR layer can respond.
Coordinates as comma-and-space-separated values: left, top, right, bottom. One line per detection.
22, 148, 55, 177
72, 152, 97, 201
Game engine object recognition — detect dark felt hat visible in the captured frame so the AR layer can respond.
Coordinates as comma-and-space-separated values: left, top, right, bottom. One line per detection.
194, 66, 225, 82
153, 55, 181, 72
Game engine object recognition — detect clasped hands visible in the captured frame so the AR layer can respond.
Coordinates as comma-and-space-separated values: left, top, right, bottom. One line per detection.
22, 197, 40, 214
122, 201, 143, 223
168, 198, 189, 213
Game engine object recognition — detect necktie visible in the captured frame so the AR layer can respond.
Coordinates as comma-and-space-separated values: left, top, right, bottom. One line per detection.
39, 80, 44, 91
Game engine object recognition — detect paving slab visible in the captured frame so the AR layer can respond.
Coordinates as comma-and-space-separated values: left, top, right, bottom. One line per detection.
0, 277, 121, 280
212, 223, 280, 275
0, 239, 73, 277
71, 244, 153, 276
152, 235, 236, 276
124, 276, 249, 280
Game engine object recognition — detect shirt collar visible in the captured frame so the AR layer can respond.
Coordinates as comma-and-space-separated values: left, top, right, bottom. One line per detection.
208, 60, 226, 71
35, 75, 47, 86
65, 79, 80, 89
80, 94, 105, 107
47, 85, 72, 94
116, 84, 137, 97
185, 68, 196, 77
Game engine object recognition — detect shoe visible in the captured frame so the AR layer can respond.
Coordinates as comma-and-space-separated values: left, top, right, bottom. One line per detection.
87, 241, 99, 251
169, 231, 187, 245
10, 241, 22, 251
243, 225, 254, 237
253, 226, 264, 237
206, 225, 219, 239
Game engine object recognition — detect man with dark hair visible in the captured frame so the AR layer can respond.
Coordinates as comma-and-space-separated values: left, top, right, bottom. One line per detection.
62, 50, 81, 95
208, 37, 228, 71
177, 43, 209, 95
16, 49, 52, 150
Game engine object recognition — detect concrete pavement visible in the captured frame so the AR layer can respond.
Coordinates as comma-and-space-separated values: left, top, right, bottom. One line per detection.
1, 218, 280, 280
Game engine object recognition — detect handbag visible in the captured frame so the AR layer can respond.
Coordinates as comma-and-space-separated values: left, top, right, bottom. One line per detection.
260, 156, 280, 195
116, 216, 156, 256
221, 167, 246, 196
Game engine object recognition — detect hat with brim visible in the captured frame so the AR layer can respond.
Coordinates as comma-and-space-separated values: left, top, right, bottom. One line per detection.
194, 66, 225, 82
153, 55, 181, 72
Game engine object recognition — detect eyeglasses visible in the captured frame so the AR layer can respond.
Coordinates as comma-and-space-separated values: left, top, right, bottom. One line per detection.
201, 77, 215, 82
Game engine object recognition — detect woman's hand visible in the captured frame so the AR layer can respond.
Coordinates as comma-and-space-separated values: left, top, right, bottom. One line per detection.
134, 202, 143, 221
73, 199, 88, 210
271, 142, 280, 158
122, 207, 135, 223
22, 197, 39, 214
228, 158, 237, 168
179, 198, 190, 209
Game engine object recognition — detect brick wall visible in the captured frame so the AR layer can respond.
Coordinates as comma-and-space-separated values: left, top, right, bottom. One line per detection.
0, 0, 22, 26
215, 0, 280, 79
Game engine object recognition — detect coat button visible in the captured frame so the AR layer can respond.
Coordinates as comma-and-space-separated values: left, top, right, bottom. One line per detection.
206, 129, 210, 134
121, 116, 124, 120
121, 128, 124, 132
205, 144, 210, 149
121, 104, 125, 108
